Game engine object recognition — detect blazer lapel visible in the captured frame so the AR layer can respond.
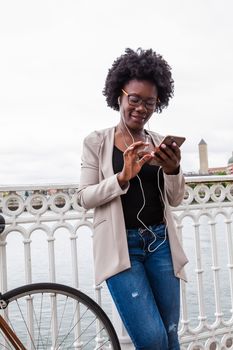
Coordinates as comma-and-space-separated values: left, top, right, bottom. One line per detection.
100, 127, 115, 178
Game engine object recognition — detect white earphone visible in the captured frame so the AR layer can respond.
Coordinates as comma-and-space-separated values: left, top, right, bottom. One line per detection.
118, 104, 167, 252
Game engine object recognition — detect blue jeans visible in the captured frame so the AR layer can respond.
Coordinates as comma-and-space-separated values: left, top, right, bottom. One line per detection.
106, 224, 180, 350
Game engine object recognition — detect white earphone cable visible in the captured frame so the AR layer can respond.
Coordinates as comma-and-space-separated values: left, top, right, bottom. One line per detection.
119, 105, 168, 252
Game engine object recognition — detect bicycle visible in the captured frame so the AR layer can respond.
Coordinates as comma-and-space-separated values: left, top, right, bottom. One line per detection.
0, 282, 121, 349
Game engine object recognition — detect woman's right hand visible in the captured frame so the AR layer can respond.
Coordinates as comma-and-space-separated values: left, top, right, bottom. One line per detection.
117, 141, 154, 188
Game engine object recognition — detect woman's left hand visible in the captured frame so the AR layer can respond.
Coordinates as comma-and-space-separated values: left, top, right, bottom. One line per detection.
152, 142, 181, 174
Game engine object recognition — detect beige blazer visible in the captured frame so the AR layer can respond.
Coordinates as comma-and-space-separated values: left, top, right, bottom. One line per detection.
77, 127, 188, 285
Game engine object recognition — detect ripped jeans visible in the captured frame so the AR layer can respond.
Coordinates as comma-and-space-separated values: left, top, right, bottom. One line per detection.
106, 224, 180, 350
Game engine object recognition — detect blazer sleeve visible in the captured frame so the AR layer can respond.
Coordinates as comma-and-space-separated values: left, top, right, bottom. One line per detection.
163, 168, 185, 207
77, 132, 129, 210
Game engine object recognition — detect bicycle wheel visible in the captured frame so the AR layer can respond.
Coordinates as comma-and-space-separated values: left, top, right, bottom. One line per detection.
0, 282, 120, 350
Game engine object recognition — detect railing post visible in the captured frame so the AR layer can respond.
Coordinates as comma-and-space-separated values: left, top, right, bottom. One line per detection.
0, 240, 7, 294
47, 236, 56, 283
23, 238, 32, 284
225, 218, 233, 318
209, 220, 223, 325
193, 222, 206, 327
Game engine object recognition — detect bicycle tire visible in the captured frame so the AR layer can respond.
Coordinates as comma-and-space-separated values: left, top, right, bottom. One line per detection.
0, 282, 121, 350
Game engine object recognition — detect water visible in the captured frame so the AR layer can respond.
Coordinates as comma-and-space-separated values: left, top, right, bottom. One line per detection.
181, 212, 233, 326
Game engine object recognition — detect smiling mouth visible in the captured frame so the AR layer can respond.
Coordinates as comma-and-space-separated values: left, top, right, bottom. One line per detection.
131, 115, 146, 123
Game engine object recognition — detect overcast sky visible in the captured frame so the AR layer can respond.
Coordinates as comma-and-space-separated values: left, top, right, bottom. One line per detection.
0, 0, 233, 185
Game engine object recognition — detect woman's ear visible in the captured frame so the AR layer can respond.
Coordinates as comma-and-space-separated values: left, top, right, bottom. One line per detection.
118, 97, 121, 105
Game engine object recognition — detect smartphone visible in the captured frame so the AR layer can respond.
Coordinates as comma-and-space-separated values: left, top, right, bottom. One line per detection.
148, 135, 185, 166
137, 134, 186, 161
159, 135, 186, 148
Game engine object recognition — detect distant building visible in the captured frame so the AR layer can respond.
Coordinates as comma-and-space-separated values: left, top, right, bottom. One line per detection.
208, 166, 227, 175
198, 138, 233, 175
209, 152, 233, 175
227, 152, 233, 174
198, 139, 209, 174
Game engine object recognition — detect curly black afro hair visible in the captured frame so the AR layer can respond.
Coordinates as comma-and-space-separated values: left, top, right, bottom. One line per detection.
102, 48, 174, 113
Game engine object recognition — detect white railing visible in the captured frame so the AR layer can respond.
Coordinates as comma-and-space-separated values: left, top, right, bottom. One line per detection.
0, 175, 233, 350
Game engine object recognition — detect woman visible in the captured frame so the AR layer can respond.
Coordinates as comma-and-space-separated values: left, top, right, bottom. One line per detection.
77, 48, 188, 350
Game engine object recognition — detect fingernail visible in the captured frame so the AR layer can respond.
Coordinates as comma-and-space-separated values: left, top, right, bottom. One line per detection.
161, 144, 166, 149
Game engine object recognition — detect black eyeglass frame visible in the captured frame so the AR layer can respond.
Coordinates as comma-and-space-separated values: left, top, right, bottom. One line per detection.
121, 88, 158, 110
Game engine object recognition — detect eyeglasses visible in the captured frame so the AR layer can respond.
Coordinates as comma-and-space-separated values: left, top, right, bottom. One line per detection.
121, 88, 158, 110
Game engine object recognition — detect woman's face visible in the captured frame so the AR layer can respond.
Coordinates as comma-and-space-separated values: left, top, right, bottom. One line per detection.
119, 79, 158, 131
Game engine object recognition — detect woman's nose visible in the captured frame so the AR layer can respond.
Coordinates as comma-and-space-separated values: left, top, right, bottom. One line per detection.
135, 102, 147, 112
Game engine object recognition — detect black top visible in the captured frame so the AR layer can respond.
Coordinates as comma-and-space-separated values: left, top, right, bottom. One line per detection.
112, 146, 164, 229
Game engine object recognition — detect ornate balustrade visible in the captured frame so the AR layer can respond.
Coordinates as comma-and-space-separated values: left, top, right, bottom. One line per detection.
0, 175, 233, 350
